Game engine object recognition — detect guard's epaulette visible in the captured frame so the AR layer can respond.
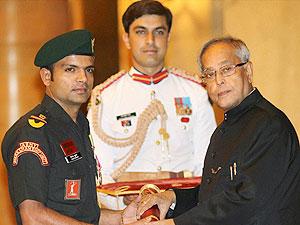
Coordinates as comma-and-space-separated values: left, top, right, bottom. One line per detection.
95, 70, 127, 94
27, 113, 47, 129
88, 70, 127, 109
168, 67, 205, 87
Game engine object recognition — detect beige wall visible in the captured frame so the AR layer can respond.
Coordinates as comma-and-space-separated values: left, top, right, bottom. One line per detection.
223, 0, 300, 135
118, 0, 300, 134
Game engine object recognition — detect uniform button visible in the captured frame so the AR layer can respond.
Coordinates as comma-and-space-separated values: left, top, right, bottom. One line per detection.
155, 140, 161, 145
182, 125, 187, 130
206, 178, 211, 184
157, 166, 162, 171
211, 152, 216, 158
124, 129, 129, 133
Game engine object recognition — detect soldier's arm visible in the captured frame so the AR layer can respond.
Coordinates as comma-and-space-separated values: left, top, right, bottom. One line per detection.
19, 199, 93, 225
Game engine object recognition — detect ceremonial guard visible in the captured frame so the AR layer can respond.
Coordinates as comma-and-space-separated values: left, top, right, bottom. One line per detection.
88, 0, 216, 209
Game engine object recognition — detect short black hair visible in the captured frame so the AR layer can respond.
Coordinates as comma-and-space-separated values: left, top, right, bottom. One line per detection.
122, 0, 173, 33
42, 64, 54, 73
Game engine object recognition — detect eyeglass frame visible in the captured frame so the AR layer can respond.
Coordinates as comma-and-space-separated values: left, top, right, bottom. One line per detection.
201, 61, 248, 83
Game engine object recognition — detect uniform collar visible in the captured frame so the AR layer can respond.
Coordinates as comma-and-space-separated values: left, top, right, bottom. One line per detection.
41, 95, 86, 126
224, 88, 262, 121
129, 67, 168, 85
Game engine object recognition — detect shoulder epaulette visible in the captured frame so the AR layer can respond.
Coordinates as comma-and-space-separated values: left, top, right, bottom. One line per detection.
89, 70, 127, 109
168, 67, 205, 87
95, 70, 127, 94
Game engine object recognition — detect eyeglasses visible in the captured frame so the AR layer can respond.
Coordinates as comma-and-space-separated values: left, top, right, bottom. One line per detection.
202, 61, 248, 82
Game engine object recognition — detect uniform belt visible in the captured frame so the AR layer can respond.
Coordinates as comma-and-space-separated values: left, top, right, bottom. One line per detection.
116, 171, 193, 182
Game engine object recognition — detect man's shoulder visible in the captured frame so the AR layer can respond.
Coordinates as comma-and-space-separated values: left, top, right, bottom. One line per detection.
1, 104, 50, 161
92, 70, 128, 94
4, 104, 48, 141
249, 97, 297, 136
167, 67, 204, 87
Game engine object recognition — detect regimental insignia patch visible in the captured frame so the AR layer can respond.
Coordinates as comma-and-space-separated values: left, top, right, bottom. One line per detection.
60, 139, 82, 163
28, 114, 47, 128
13, 141, 49, 166
174, 97, 193, 115
65, 179, 81, 200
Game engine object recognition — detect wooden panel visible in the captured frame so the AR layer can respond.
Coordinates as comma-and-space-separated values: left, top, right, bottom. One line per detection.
0, 1, 119, 224
83, 0, 119, 85
0, 1, 69, 224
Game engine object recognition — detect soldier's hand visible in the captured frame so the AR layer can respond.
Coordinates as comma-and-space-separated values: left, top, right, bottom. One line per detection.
123, 194, 139, 205
136, 190, 176, 220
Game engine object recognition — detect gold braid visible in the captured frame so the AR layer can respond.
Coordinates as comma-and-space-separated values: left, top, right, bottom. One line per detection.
90, 70, 168, 180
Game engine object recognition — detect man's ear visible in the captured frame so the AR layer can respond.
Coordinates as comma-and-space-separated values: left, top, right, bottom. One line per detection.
245, 61, 253, 84
40, 68, 52, 86
167, 32, 171, 43
122, 33, 131, 50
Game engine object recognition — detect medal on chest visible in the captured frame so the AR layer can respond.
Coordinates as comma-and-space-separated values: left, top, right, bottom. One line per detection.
174, 97, 192, 116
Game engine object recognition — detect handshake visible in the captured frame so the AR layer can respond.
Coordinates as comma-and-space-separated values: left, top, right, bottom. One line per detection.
121, 187, 176, 225
98, 177, 201, 224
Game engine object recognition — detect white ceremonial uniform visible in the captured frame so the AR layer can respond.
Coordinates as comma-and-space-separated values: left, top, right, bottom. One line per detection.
87, 67, 216, 209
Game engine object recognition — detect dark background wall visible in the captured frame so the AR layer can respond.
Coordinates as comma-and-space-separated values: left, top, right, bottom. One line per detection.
83, 0, 119, 86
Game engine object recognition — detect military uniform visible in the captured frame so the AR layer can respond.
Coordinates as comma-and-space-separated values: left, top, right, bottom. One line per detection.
171, 89, 300, 225
1, 29, 99, 224
88, 67, 216, 209
2, 96, 100, 224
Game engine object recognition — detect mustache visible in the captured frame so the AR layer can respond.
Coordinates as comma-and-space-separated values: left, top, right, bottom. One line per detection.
72, 82, 90, 90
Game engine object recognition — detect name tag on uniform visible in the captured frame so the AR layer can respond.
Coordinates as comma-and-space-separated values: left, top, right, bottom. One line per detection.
60, 139, 82, 163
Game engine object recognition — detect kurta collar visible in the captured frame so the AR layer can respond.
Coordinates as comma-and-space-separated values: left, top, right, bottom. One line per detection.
129, 67, 168, 85
224, 88, 262, 121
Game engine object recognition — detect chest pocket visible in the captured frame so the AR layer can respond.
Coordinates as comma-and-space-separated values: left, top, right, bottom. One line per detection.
47, 140, 92, 202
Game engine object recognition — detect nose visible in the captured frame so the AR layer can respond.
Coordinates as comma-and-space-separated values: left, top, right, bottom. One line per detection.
215, 72, 224, 86
77, 69, 88, 83
146, 32, 154, 45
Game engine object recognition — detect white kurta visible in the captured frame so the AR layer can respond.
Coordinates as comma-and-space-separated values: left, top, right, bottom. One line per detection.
87, 67, 216, 209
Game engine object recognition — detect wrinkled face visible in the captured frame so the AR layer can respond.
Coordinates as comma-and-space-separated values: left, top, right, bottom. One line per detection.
41, 55, 95, 109
123, 14, 170, 74
201, 43, 253, 112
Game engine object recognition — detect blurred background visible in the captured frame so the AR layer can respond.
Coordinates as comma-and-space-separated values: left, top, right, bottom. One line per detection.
0, 0, 299, 224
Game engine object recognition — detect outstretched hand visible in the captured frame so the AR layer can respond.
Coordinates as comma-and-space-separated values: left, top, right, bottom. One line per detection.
136, 190, 176, 220
122, 191, 176, 225
122, 195, 141, 224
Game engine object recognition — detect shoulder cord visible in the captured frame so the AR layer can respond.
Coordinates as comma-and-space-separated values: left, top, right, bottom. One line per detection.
168, 67, 203, 83
90, 71, 168, 180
